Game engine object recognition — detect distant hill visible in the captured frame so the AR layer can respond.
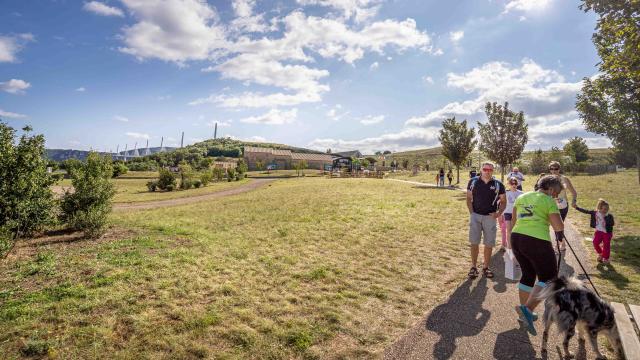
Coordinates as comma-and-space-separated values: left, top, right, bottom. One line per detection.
45, 147, 177, 162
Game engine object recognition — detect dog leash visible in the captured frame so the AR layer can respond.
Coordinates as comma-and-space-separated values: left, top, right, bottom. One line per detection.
561, 233, 601, 298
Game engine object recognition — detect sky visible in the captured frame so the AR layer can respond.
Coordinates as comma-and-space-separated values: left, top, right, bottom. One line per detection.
0, 0, 610, 153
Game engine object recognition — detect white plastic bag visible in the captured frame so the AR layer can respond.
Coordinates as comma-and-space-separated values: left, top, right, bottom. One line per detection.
504, 249, 521, 280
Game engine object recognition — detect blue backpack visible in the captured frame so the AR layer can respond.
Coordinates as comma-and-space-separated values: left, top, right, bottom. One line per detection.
469, 176, 504, 207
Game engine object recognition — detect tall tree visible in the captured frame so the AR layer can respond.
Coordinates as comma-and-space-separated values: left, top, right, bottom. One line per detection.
576, 0, 640, 183
564, 136, 590, 162
439, 117, 477, 184
478, 102, 528, 181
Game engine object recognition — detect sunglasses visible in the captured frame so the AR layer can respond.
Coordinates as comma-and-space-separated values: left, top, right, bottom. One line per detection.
509, 182, 518, 185
482, 168, 494, 172
549, 167, 560, 171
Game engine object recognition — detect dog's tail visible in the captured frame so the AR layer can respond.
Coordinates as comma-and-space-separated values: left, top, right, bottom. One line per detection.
537, 276, 585, 301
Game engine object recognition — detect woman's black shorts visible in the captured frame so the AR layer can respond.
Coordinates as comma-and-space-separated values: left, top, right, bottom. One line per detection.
511, 232, 557, 288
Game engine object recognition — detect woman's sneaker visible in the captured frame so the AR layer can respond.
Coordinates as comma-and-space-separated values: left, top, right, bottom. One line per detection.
516, 305, 537, 335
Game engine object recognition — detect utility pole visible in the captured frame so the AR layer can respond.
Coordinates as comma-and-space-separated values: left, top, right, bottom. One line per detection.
180, 131, 184, 148
160, 136, 163, 148
214, 122, 217, 140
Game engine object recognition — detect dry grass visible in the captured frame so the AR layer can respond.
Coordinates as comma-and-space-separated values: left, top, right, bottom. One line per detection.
1, 177, 472, 359
112, 177, 251, 203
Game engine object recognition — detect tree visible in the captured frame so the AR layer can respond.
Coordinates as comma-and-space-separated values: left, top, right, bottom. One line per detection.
0, 123, 56, 245
563, 136, 590, 163
529, 149, 547, 175
439, 117, 477, 184
401, 159, 409, 169
374, 151, 382, 156
478, 102, 528, 181
612, 144, 636, 168
383, 150, 392, 155
295, 160, 307, 177
60, 152, 115, 238
576, 0, 640, 183
256, 160, 265, 172
365, 156, 377, 165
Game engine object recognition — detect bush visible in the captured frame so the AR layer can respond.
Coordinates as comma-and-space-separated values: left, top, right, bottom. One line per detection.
127, 160, 157, 172
60, 152, 115, 238
180, 179, 193, 190
213, 167, 224, 182
157, 169, 177, 190
0, 124, 56, 239
0, 226, 14, 258
146, 180, 158, 192
200, 171, 213, 186
165, 184, 175, 192
227, 168, 236, 182
193, 180, 202, 188
112, 162, 129, 178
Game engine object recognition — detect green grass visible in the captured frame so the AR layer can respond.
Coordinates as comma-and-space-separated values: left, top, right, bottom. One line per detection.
112, 177, 251, 203
1, 177, 472, 358
247, 170, 325, 178
564, 170, 640, 304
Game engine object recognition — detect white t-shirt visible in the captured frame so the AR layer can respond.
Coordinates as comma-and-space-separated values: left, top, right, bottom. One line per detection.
595, 212, 607, 232
504, 189, 523, 214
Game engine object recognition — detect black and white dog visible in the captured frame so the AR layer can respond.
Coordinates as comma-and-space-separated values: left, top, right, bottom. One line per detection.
539, 276, 622, 359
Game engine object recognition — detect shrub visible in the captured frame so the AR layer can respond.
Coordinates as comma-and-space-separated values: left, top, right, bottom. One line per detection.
127, 160, 157, 172
157, 169, 177, 190
227, 168, 236, 182
112, 162, 129, 178
236, 158, 248, 175
193, 180, 202, 188
146, 180, 158, 192
200, 171, 212, 186
213, 167, 224, 182
0, 226, 14, 258
165, 184, 175, 192
0, 124, 56, 239
180, 179, 193, 190
60, 152, 115, 238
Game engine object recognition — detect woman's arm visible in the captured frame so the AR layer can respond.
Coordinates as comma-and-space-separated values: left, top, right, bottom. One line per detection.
564, 176, 578, 204
549, 213, 564, 232
510, 207, 518, 231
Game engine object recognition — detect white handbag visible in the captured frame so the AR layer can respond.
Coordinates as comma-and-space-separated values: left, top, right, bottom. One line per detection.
504, 249, 522, 280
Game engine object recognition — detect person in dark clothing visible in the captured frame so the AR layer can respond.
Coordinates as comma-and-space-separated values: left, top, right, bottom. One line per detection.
439, 168, 445, 187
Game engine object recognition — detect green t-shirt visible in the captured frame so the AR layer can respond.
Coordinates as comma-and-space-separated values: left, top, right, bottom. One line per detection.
512, 191, 560, 241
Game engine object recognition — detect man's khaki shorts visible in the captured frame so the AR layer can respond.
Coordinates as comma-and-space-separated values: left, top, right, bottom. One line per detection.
469, 212, 497, 247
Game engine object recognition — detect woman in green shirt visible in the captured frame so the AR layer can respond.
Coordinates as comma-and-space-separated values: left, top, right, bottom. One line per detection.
510, 175, 565, 335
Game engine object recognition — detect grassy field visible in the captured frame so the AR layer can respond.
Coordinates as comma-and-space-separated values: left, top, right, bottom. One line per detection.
0, 178, 472, 359
247, 170, 325, 178
565, 170, 640, 304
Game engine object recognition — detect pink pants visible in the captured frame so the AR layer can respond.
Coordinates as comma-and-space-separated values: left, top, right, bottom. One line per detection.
498, 215, 510, 248
593, 231, 612, 260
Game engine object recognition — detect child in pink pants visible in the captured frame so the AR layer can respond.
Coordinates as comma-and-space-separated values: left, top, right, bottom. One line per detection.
574, 199, 615, 263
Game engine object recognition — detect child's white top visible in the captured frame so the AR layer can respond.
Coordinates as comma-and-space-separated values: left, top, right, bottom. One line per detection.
595, 212, 607, 232
504, 189, 524, 214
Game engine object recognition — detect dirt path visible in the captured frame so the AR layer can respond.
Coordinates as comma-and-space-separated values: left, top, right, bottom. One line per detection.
114, 178, 275, 211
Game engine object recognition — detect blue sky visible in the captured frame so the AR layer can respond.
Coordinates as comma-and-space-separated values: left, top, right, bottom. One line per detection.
0, 0, 608, 153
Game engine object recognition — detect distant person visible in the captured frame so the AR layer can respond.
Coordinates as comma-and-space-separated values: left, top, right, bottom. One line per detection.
447, 169, 453, 186
498, 177, 524, 250
574, 199, 615, 264
439, 168, 445, 187
466, 162, 506, 278
507, 166, 525, 191
548, 161, 577, 251
469, 168, 477, 178
510, 175, 564, 335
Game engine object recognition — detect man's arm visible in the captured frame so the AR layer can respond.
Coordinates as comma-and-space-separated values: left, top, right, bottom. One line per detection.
493, 194, 507, 218
466, 190, 474, 214
510, 207, 518, 230
564, 176, 578, 204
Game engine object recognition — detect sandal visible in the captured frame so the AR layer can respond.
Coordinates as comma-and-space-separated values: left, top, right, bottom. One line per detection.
482, 267, 494, 278
468, 267, 479, 278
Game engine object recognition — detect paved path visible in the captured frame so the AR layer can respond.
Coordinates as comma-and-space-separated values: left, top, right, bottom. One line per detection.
384, 220, 599, 360
114, 178, 275, 211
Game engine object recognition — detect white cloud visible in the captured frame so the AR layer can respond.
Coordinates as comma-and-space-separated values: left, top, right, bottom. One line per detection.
240, 108, 297, 125
0, 79, 31, 94
0, 108, 28, 119
75, 87, 86, 92
309, 127, 440, 154
126, 131, 149, 139
369, 61, 379, 70
207, 119, 232, 127
433, 48, 444, 56
504, 0, 552, 13
326, 104, 349, 121
0, 33, 34, 63
297, 0, 382, 23
360, 114, 384, 125
118, 0, 228, 64
449, 30, 464, 44
423, 76, 434, 84
83, 1, 125, 17
405, 100, 483, 127
114, 115, 129, 122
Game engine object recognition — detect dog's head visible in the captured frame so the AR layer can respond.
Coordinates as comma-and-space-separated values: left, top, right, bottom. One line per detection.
602, 304, 623, 357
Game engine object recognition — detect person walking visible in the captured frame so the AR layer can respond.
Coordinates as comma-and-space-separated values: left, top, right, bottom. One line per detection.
439, 168, 445, 187
447, 169, 453, 186
510, 175, 565, 335
498, 177, 524, 250
506, 166, 525, 191
547, 161, 577, 251
574, 199, 615, 263
466, 162, 506, 278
